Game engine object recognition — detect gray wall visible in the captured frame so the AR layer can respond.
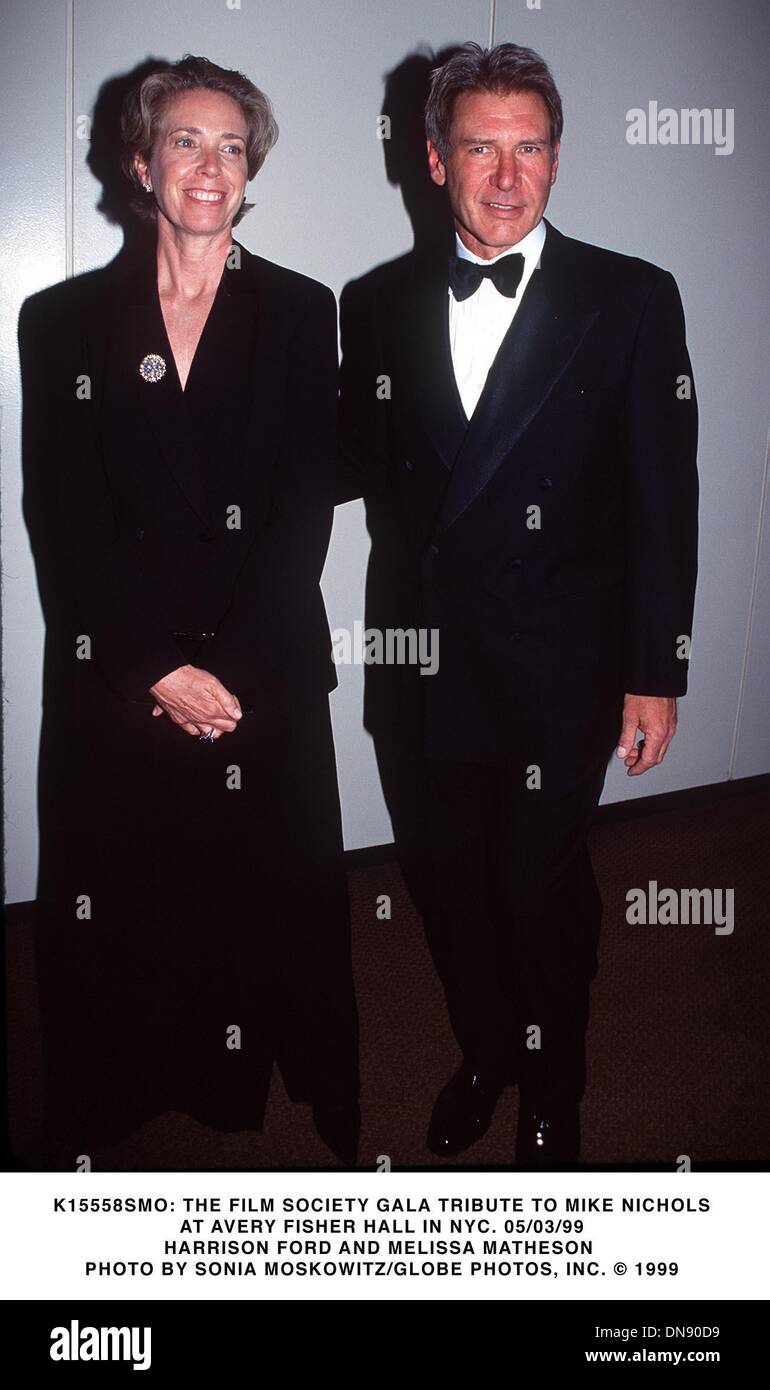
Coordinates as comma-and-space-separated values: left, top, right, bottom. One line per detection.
2, 0, 768, 904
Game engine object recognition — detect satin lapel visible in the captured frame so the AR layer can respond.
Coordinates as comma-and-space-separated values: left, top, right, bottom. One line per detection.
399, 255, 468, 470
433, 227, 599, 536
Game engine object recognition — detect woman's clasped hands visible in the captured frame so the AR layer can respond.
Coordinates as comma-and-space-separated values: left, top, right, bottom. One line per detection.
149, 664, 242, 739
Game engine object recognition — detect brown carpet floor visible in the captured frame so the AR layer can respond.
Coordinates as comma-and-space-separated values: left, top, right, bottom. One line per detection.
6, 788, 769, 1169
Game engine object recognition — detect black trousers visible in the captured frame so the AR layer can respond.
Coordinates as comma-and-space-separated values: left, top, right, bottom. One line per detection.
376, 734, 609, 1105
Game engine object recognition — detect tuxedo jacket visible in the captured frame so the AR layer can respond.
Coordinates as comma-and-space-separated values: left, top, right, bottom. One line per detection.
19, 236, 338, 714
337, 218, 699, 774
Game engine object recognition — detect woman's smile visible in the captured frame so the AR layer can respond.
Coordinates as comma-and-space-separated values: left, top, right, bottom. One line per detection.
183, 188, 227, 203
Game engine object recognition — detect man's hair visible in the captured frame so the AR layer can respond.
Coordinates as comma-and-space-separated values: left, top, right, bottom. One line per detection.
120, 54, 278, 225
425, 42, 563, 159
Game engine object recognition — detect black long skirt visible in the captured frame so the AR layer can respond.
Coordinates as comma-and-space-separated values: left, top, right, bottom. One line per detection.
33, 659, 359, 1158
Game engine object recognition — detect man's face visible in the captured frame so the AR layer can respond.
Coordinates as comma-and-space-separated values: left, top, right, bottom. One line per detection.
427, 87, 559, 259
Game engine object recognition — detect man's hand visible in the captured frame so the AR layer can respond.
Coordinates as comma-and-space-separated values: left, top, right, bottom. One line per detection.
149, 665, 242, 739
616, 694, 677, 775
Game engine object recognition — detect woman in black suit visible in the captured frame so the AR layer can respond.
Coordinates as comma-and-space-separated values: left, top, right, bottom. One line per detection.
18, 54, 359, 1166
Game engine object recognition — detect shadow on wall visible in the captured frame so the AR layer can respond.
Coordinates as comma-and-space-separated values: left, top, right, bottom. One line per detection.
86, 56, 171, 249
380, 44, 458, 256
337, 46, 461, 923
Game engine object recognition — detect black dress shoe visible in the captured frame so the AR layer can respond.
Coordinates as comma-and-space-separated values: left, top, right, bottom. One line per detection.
514, 1095, 581, 1167
312, 1100, 361, 1165
427, 1064, 511, 1158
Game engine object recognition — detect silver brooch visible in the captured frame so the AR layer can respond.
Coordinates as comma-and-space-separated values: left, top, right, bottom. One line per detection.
139, 353, 166, 383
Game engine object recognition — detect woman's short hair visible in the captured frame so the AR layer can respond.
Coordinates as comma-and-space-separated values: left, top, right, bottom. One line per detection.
425, 42, 563, 159
120, 53, 278, 224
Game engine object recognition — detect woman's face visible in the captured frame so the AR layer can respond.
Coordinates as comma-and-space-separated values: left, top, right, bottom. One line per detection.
137, 88, 249, 236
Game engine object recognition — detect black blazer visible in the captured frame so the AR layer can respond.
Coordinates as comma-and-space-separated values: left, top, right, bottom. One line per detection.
19, 238, 338, 712
338, 218, 699, 772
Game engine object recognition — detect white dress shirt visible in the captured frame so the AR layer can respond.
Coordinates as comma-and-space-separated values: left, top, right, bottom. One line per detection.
449, 219, 546, 419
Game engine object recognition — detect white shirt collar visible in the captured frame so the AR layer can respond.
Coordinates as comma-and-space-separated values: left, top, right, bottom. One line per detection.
454, 217, 546, 268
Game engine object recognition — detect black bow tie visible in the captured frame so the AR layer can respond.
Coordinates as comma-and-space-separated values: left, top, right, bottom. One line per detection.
448, 251, 525, 302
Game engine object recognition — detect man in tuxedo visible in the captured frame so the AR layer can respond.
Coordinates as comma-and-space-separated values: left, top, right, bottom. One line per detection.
338, 42, 698, 1164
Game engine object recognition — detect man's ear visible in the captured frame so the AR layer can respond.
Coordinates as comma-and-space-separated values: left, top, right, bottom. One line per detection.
549, 139, 560, 185
427, 137, 447, 187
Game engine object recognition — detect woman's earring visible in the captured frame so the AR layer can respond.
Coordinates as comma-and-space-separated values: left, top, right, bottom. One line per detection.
143, 182, 152, 192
